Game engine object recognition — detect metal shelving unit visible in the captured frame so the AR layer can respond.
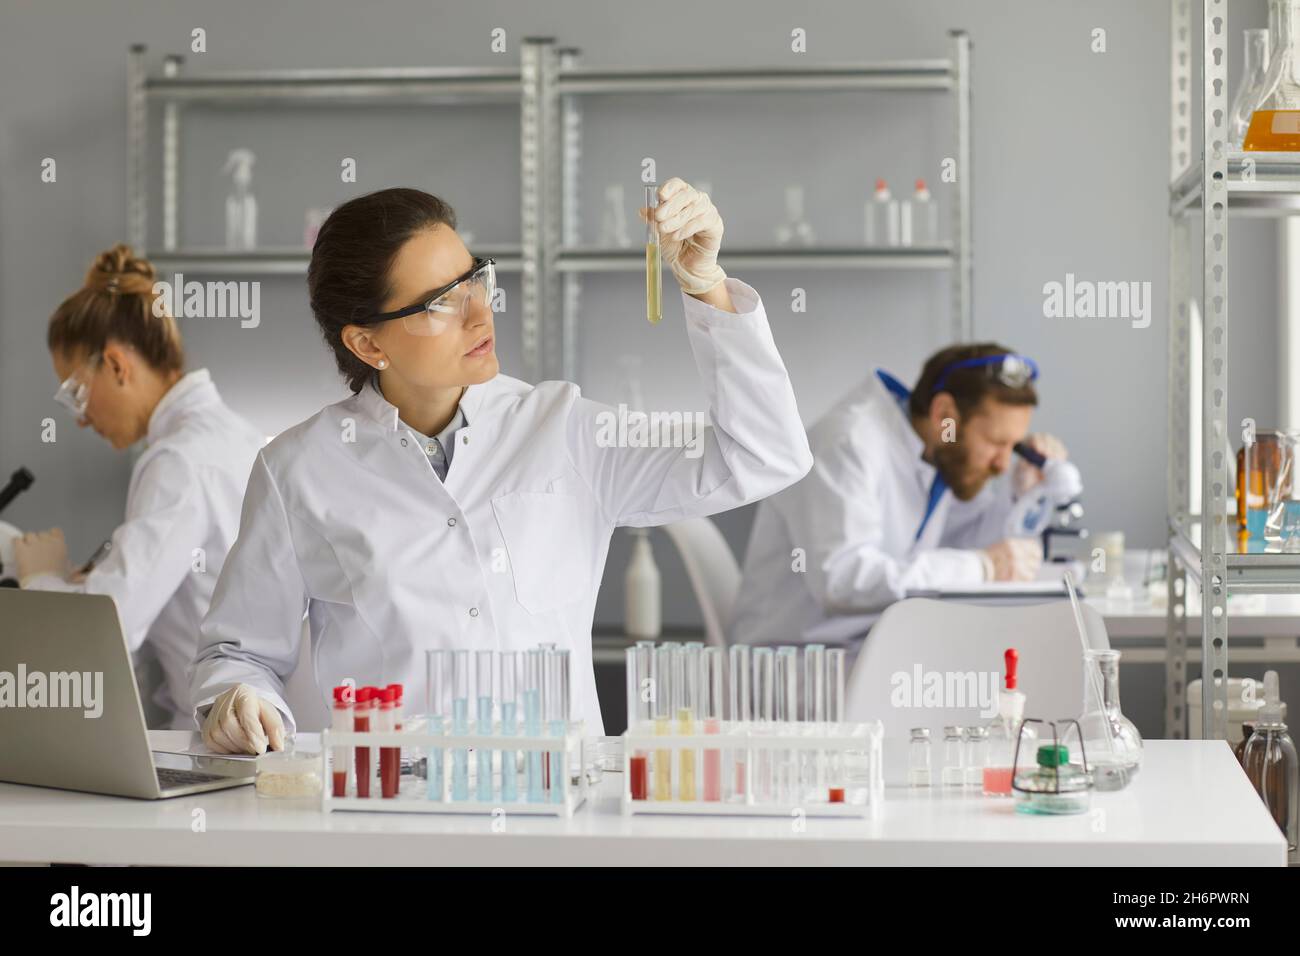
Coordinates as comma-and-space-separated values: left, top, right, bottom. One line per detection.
123, 50, 525, 271
520, 33, 973, 382
1165, 0, 1300, 739
128, 34, 971, 385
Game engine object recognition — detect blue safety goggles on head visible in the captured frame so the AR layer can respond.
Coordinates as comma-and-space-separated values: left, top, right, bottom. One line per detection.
931, 353, 1039, 393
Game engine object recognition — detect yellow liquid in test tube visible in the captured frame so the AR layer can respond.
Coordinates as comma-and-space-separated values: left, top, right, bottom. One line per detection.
646, 242, 662, 324
677, 707, 696, 801
654, 716, 672, 801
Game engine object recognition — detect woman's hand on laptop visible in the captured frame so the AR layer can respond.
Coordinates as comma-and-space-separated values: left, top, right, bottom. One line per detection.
202, 683, 286, 755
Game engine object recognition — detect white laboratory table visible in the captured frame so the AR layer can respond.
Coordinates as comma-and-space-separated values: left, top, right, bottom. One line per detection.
0, 734, 1285, 866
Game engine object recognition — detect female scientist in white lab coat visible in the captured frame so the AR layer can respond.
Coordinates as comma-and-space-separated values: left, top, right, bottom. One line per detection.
192, 180, 813, 754
14, 244, 265, 727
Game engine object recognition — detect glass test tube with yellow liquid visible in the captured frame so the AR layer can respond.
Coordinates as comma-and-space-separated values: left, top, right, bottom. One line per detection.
645, 183, 662, 324
653, 643, 674, 800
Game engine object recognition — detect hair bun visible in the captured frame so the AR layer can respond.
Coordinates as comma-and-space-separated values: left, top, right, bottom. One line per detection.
85, 243, 156, 295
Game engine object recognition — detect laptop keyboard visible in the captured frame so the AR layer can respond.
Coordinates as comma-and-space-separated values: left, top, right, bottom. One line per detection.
156, 767, 231, 789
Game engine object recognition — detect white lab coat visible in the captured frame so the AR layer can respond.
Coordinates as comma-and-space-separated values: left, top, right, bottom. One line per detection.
730, 371, 1030, 648
191, 279, 812, 734
23, 370, 264, 726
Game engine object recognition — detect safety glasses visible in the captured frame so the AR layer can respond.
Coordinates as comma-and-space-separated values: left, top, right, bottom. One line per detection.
366, 257, 496, 337
932, 353, 1039, 393
53, 354, 100, 418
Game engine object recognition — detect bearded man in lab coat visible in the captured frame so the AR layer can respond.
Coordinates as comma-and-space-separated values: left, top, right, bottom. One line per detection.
730, 343, 1075, 648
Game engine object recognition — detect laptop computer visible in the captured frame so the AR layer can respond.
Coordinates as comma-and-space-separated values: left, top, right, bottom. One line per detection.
0, 589, 254, 798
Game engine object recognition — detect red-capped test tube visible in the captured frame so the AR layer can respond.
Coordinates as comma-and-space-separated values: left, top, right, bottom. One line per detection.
331, 685, 353, 797
379, 686, 399, 798
354, 687, 374, 798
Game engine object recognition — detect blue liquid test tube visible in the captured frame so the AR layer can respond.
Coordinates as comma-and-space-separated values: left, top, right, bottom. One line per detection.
452, 649, 470, 801
499, 651, 519, 802
425, 649, 447, 801
476, 649, 495, 802
549, 650, 570, 804
525, 648, 544, 803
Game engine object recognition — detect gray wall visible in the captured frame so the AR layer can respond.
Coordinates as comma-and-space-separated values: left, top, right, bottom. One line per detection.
0, 0, 1281, 643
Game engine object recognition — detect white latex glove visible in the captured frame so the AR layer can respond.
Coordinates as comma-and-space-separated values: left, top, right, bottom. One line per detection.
15, 528, 69, 585
1013, 432, 1069, 496
980, 538, 1043, 582
640, 177, 727, 296
201, 683, 286, 755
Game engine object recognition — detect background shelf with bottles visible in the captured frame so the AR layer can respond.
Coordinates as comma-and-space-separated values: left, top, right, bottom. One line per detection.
1165, 0, 1300, 743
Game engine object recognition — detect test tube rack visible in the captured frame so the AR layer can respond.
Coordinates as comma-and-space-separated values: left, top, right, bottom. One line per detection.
321, 720, 588, 818
620, 720, 883, 818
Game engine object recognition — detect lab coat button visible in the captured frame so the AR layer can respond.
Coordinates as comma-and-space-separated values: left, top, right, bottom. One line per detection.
462, 434, 469, 445
400, 438, 408, 447
447, 517, 457, 527
469, 606, 479, 618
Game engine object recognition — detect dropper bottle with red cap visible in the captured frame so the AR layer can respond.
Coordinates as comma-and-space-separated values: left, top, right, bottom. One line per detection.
981, 648, 1035, 797
866, 178, 900, 246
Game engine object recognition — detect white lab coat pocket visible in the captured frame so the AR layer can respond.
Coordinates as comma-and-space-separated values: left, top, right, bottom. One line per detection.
491, 491, 591, 614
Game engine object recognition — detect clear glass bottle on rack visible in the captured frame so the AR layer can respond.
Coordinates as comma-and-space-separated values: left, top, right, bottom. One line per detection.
940, 726, 966, 787
1232, 28, 1273, 146
1069, 649, 1142, 791
1242, 670, 1298, 852
865, 178, 900, 246
1245, 0, 1300, 150
907, 727, 932, 788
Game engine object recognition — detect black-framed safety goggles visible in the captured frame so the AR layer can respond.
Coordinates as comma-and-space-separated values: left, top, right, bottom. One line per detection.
363, 257, 495, 337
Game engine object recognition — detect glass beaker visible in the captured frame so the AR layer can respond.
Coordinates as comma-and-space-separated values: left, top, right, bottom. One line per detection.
1237, 429, 1290, 536
1068, 649, 1142, 791
1232, 29, 1273, 146
1245, 0, 1300, 150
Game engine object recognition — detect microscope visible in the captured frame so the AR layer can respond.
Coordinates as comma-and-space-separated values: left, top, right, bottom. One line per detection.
0, 467, 35, 587
1008, 443, 1087, 564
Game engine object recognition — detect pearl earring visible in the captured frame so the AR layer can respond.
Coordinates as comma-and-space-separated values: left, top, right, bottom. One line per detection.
377, 360, 387, 369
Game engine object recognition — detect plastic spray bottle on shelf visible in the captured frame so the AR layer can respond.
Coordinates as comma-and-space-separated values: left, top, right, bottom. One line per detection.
223, 149, 258, 250
982, 648, 1035, 796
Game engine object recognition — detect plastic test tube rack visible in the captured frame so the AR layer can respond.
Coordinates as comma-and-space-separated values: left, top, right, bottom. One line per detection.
321, 718, 588, 817
620, 719, 883, 817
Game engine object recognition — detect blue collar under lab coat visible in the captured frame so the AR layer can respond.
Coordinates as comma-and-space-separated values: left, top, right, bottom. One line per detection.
875, 369, 947, 541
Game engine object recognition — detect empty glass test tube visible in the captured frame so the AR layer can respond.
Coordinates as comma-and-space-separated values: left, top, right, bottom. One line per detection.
525, 649, 544, 803
425, 650, 447, 801
775, 648, 799, 803
548, 650, 570, 803
803, 644, 826, 798
728, 644, 750, 801
753, 647, 775, 803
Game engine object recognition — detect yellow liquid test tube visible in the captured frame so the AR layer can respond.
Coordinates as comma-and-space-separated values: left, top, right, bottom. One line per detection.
654, 716, 672, 801
678, 707, 696, 801
645, 183, 662, 324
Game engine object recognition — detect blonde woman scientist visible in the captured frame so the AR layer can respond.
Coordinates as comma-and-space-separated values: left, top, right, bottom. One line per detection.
192, 179, 812, 755
14, 244, 264, 727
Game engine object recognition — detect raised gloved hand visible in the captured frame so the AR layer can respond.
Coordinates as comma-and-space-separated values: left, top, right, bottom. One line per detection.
641, 177, 727, 296
15, 528, 70, 585
980, 537, 1043, 582
201, 683, 286, 755
1013, 433, 1069, 496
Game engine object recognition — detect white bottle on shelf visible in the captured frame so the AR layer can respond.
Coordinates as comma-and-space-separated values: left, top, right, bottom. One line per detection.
865, 178, 899, 246
908, 179, 938, 246
624, 528, 661, 639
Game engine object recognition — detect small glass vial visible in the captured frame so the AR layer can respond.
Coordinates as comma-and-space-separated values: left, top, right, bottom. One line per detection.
963, 726, 988, 788
940, 726, 967, 788
1013, 744, 1091, 815
907, 728, 932, 788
